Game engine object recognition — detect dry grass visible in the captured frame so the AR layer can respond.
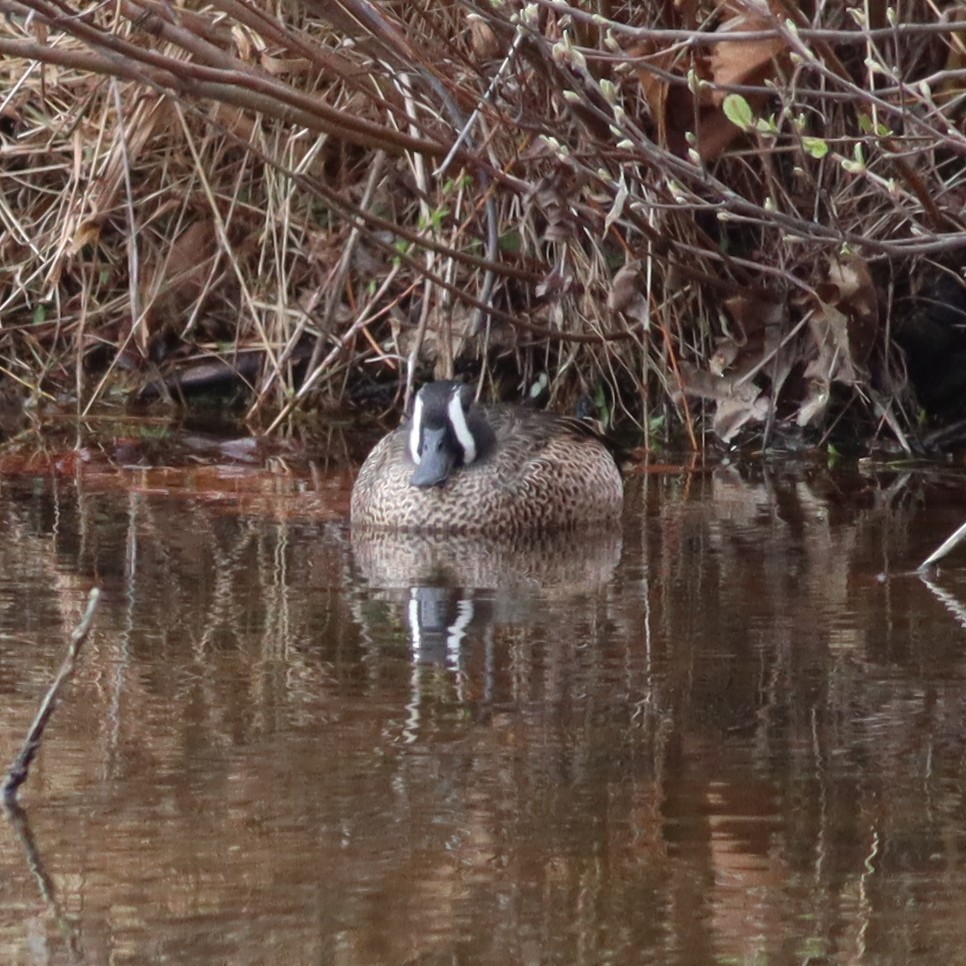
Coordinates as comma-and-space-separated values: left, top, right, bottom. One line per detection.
1, 0, 964, 447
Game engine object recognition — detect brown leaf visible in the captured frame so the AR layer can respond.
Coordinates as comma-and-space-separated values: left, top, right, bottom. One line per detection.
260, 53, 311, 77
826, 256, 879, 363
139, 218, 218, 353
692, 107, 747, 161
677, 363, 769, 442
723, 292, 786, 342
89, 97, 174, 221
633, 10, 783, 162
710, 339, 740, 377
805, 255, 879, 389
634, 42, 720, 157
710, 3, 787, 105
806, 303, 858, 386
608, 261, 646, 317
633, 42, 677, 135
207, 103, 258, 143
467, 15, 500, 60
71, 220, 102, 254
713, 391, 771, 441
796, 378, 830, 427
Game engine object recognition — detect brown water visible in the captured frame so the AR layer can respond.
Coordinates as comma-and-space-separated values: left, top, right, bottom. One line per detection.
3, 431, 966, 965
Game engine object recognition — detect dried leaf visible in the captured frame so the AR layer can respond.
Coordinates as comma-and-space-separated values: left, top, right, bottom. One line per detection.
604, 174, 629, 233
71, 220, 102, 254
806, 255, 879, 389
723, 293, 786, 342
139, 219, 218, 352
710, 4, 787, 105
633, 42, 675, 146
796, 378, 830, 427
608, 261, 645, 316
714, 391, 771, 441
827, 256, 879, 350
807, 303, 857, 386
710, 339, 740, 376
468, 16, 500, 60
677, 363, 769, 442
693, 107, 749, 161
260, 53, 311, 77
632, 13, 781, 163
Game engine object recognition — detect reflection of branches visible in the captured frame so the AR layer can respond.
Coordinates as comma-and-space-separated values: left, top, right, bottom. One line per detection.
3, 801, 82, 963
918, 575, 966, 631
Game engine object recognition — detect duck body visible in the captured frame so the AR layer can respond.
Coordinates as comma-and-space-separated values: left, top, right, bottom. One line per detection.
351, 381, 624, 535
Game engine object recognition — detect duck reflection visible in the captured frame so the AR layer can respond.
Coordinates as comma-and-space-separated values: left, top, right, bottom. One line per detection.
351, 528, 623, 665
406, 585, 475, 666
353, 528, 622, 592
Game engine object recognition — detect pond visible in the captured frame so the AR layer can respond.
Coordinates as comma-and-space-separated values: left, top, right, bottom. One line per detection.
2, 419, 966, 965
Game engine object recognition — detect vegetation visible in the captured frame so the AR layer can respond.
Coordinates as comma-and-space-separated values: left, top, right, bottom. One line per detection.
1, 0, 965, 448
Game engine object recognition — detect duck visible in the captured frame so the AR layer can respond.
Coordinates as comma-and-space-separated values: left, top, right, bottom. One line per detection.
350, 380, 624, 534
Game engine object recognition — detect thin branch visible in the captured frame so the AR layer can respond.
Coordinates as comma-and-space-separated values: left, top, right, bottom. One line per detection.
920, 522, 966, 571
3, 588, 102, 805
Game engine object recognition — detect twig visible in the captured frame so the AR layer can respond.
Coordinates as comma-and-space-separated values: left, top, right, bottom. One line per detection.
434, 25, 525, 179
528, 3, 966, 45
919, 522, 966, 571
3, 588, 102, 805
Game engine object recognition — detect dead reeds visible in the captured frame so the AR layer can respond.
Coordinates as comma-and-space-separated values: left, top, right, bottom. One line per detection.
0, 1, 964, 447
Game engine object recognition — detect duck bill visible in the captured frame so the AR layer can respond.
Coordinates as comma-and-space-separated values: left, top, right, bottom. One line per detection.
410, 427, 456, 488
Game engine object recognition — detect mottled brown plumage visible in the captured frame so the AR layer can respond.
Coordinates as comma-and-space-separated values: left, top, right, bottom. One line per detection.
351, 382, 623, 535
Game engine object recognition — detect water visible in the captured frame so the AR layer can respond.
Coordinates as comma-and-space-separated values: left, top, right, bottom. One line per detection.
3, 433, 966, 964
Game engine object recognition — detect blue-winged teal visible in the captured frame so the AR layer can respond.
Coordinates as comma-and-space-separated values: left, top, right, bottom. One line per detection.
350, 381, 623, 534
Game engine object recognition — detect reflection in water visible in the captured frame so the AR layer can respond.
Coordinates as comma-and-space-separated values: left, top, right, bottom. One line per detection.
3, 801, 80, 961
921, 573, 966, 629
351, 526, 623, 592
5, 458, 966, 962
407, 586, 475, 666
351, 527, 622, 746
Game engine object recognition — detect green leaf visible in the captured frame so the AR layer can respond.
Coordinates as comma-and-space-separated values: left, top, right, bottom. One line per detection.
722, 94, 754, 131
840, 143, 866, 174
801, 137, 828, 159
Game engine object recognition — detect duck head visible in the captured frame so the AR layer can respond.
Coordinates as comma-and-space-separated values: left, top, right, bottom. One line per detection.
408, 381, 482, 488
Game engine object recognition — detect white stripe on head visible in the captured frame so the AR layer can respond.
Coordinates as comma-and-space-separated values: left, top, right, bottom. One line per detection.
409, 392, 424, 465
447, 386, 477, 464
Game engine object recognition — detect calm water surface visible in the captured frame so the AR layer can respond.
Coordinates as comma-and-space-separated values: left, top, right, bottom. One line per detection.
2, 433, 966, 965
